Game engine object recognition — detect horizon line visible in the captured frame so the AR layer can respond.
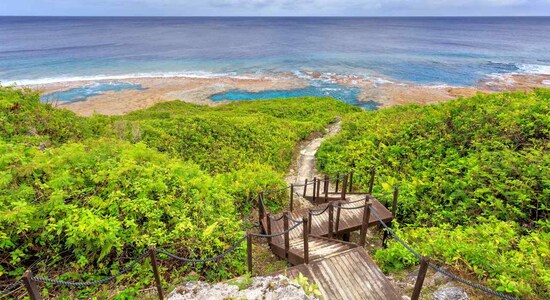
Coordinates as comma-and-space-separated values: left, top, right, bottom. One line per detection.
2, 15, 550, 18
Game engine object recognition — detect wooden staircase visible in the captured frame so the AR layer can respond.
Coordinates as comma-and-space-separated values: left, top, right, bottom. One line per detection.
259, 173, 401, 299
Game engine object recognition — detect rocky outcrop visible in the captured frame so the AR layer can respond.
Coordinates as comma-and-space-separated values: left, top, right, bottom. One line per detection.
167, 275, 318, 300
432, 283, 469, 300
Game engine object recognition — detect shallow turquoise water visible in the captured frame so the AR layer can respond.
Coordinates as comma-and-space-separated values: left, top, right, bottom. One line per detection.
41, 82, 147, 103
210, 81, 379, 110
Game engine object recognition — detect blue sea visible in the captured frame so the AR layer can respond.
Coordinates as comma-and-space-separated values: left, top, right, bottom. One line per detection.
1, 17, 550, 105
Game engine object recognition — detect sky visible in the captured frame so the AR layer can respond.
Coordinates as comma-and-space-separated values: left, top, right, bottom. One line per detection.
1, 0, 550, 17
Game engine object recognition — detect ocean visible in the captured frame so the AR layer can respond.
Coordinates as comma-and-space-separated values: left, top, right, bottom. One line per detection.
1, 17, 550, 104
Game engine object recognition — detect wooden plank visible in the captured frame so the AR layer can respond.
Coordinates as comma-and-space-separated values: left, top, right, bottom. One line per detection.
330, 254, 362, 300
313, 259, 346, 299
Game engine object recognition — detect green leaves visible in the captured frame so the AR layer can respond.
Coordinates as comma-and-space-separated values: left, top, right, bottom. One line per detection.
318, 89, 550, 299
318, 90, 549, 227
1, 86, 360, 292
375, 220, 549, 298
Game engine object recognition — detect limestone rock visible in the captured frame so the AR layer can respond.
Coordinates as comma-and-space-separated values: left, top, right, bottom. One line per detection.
167, 275, 318, 300
432, 283, 469, 300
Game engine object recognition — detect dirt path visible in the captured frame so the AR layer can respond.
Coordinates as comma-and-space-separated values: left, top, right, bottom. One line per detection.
285, 121, 341, 195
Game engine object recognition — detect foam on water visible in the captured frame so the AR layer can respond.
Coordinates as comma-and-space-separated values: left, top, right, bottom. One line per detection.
3, 71, 258, 86
2, 17, 550, 87
41, 82, 147, 103
517, 63, 550, 75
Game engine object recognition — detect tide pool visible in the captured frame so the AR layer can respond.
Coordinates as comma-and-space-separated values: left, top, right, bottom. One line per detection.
210, 81, 379, 110
41, 82, 147, 103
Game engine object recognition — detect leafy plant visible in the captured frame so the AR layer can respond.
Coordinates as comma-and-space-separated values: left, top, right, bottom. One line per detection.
292, 272, 322, 298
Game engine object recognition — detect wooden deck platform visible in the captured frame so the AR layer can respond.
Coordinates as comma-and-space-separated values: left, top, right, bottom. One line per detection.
261, 189, 400, 299
262, 195, 393, 248
284, 248, 401, 300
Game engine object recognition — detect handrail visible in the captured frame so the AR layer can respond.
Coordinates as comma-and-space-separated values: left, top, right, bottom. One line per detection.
249, 221, 303, 238
369, 206, 519, 300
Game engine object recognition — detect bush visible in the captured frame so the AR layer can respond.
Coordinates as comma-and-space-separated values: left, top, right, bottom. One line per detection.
0, 86, 357, 295
375, 219, 549, 298
317, 90, 549, 226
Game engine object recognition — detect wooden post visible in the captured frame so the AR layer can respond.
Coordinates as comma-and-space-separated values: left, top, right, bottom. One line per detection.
324, 175, 329, 202
258, 192, 264, 225
348, 171, 354, 192
335, 172, 340, 193
312, 177, 317, 203
303, 179, 308, 197
303, 217, 309, 264
316, 178, 321, 203
359, 198, 372, 247
308, 210, 313, 234
283, 212, 290, 259
341, 175, 348, 200
266, 212, 272, 245
290, 184, 294, 212
247, 233, 253, 273
411, 257, 430, 300
368, 168, 375, 194
328, 204, 334, 239
392, 187, 399, 217
22, 270, 41, 300
149, 246, 164, 300
335, 201, 342, 234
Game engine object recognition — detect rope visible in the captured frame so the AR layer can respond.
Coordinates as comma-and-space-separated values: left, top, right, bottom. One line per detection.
263, 186, 291, 195
329, 174, 347, 182
250, 221, 303, 238
344, 197, 369, 204
334, 204, 366, 210
268, 214, 285, 221
32, 251, 149, 287
370, 206, 519, 300
0, 280, 22, 296
155, 235, 247, 263
429, 263, 518, 300
286, 215, 303, 223
309, 205, 330, 216
370, 207, 422, 259
259, 194, 266, 212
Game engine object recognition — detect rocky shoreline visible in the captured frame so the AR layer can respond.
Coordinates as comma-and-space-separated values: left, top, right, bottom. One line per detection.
21, 72, 550, 116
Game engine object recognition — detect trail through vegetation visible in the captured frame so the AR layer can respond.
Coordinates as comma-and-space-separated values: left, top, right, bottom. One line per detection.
316, 90, 549, 299
0, 86, 359, 298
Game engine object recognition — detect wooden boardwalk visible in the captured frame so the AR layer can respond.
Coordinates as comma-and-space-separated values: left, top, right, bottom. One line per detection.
285, 248, 401, 300
260, 179, 400, 300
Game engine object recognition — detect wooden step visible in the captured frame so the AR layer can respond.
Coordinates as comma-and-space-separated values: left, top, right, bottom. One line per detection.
288, 235, 357, 262
283, 248, 401, 300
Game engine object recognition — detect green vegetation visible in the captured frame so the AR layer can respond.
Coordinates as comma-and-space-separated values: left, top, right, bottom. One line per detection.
375, 219, 549, 297
0, 86, 356, 297
317, 90, 549, 298
292, 272, 322, 297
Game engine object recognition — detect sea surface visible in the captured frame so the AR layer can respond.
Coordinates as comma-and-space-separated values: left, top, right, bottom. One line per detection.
1, 17, 550, 103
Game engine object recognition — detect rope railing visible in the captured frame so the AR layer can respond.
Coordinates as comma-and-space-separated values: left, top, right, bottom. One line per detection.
7, 219, 308, 300
285, 214, 304, 223
249, 221, 303, 238
268, 214, 285, 221
0, 280, 23, 297
261, 172, 350, 195
31, 251, 150, 287
333, 203, 366, 210
155, 234, 248, 263
369, 206, 519, 300
309, 204, 330, 215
